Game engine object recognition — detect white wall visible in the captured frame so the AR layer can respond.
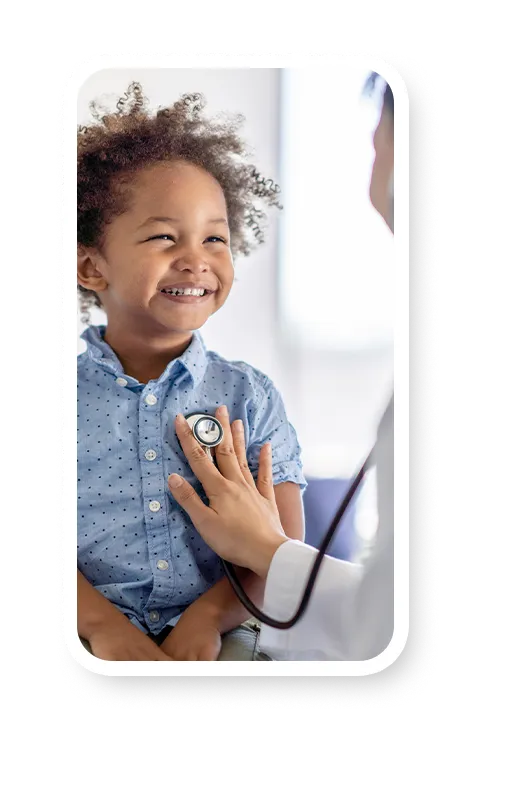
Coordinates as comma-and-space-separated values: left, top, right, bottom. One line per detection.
77, 67, 393, 479
275, 67, 394, 475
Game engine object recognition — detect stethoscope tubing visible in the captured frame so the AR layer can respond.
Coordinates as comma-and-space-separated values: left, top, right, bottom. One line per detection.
185, 411, 374, 630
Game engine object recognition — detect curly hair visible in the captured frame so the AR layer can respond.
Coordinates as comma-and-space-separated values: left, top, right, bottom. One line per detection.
77, 82, 282, 319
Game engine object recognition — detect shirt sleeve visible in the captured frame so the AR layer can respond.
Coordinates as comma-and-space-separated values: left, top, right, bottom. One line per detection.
247, 376, 307, 491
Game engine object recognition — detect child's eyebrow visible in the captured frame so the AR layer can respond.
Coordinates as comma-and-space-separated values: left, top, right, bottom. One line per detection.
137, 216, 229, 229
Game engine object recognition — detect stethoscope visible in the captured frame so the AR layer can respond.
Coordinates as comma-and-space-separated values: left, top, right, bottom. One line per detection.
185, 412, 373, 630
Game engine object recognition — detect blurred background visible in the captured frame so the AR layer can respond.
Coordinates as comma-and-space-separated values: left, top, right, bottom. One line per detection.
77, 67, 394, 561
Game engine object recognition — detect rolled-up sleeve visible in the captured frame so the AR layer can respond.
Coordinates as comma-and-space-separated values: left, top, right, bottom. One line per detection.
247, 376, 307, 492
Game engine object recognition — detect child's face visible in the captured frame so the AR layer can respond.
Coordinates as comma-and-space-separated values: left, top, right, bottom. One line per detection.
81, 161, 234, 335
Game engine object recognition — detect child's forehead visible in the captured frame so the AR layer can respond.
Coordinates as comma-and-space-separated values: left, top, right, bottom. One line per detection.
121, 161, 227, 217
132, 160, 220, 191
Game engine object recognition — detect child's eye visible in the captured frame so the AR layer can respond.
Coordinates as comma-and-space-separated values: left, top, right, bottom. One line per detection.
146, 234, 175, 242
144, 234, 227, 244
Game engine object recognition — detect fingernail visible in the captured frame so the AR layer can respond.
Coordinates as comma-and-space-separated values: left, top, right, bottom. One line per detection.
169, 473, 182, 487
217, 405, 228, 417
175, 414, 185, 424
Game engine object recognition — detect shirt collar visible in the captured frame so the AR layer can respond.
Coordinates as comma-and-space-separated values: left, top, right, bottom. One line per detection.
80, 325, 208, 387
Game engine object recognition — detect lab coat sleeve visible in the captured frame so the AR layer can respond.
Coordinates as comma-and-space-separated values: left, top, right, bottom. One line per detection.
259, 396, 394, 661
259, 540, 364, 660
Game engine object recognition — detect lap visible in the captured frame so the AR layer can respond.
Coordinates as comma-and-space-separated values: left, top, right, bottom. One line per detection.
80, 619, 272, 661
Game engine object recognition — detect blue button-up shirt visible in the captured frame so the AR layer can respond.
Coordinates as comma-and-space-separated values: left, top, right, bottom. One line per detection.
77, 325, 306, 635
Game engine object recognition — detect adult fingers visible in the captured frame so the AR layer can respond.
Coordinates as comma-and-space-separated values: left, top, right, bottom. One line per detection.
256, 443, 277, 504
213, 405, 247, 484
175, 414, 225, 496
168, 472, 215, 527
230, 418, 256, 487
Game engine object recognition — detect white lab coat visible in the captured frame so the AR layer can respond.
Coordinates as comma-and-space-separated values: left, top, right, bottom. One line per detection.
260, 396, 394, 661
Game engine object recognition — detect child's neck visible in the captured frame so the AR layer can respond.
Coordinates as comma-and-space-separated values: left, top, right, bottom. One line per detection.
103, 323, 193, 384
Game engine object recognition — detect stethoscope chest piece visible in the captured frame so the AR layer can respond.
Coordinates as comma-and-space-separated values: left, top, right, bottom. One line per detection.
185, 412, 224, 459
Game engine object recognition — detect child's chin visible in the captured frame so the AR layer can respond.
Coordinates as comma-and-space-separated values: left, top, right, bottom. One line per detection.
162, 316, 207, 334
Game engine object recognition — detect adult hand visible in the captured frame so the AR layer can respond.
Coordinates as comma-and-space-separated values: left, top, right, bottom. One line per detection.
168, 406, 288, 579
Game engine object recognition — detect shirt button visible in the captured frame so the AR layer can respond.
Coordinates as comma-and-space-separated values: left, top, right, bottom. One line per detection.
145, 394, 157, 406
115, 377, 128, 387
149, 500, 161, 512
157, 559, 169, 571
149, 611, 160, 623
144, 449, 157, 461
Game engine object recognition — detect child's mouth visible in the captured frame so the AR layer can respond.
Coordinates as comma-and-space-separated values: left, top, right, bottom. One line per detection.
159, 287, 214, 304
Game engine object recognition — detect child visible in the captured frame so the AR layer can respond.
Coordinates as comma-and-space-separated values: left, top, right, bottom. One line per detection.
77, 83, 306, 661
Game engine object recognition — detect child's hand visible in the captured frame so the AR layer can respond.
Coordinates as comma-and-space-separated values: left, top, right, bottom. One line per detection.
88, 619, 174, 661
160, 607, 222, 661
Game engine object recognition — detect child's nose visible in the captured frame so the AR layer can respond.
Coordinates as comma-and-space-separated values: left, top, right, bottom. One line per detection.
175, 254, 210, 274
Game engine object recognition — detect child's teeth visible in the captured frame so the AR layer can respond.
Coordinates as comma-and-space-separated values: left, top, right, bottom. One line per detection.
162, 287, 206, 296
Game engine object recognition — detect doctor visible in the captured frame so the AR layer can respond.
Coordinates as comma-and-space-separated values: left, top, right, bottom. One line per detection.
168, 77, 396, 661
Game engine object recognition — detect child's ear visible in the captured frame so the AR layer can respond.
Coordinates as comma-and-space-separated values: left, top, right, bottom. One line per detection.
77, 246, 108, 293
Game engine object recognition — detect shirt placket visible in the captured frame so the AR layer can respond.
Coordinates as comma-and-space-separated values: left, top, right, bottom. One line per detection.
139, 381, 176, 630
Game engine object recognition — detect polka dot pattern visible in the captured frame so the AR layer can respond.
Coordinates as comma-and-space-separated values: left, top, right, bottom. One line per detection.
77, 325, 306, 634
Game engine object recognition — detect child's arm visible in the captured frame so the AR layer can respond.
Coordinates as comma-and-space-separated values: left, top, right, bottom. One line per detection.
78, 569, 127, 640
159, 482, 304, 659
272, 481, 305, 541
78, 570, 172, 661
